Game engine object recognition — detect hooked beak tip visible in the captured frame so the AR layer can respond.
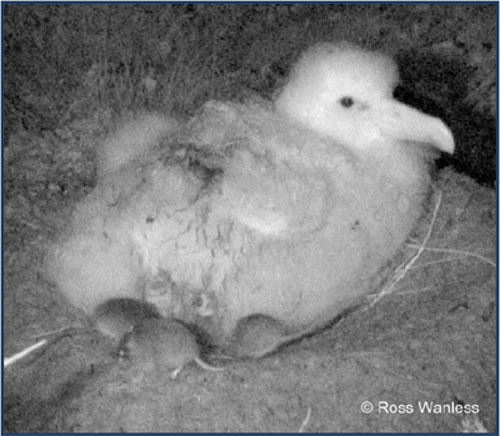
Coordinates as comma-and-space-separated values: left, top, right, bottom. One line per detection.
381, 101, 455, 154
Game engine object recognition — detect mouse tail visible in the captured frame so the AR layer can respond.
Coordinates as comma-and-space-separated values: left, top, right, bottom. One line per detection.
194, 357, 224, 372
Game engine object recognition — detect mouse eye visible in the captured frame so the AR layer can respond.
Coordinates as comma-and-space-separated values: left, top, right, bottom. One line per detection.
340, 97, 354, 108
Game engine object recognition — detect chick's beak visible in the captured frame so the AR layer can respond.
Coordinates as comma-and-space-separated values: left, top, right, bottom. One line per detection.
376, 99, 455, 154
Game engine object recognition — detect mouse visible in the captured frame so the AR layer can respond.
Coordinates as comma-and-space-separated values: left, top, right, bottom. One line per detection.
91, 297, 161, 341
119, 317, 224, 379
228, 314, 321, 359
4, 298, 161, 368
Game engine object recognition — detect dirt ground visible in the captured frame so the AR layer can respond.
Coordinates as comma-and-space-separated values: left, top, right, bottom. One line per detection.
4, 168, 496, 433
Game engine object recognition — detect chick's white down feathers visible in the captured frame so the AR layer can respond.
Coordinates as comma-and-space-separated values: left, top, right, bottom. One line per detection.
47, 43, 454, 342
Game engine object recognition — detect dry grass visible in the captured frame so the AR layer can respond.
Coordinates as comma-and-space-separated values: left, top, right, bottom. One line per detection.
368, 190, 444, 306
369, 188, 496, 306
298, 407, 312, 432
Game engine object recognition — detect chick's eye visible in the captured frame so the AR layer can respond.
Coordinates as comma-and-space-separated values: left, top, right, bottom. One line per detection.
340, 97, 354, 108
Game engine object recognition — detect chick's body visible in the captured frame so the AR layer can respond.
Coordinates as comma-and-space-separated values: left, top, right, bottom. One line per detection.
47, 42, 454, 347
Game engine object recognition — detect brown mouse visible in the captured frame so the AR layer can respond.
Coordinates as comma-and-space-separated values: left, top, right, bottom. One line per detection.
120, 317, 224, 379
92, 297, 161, 341
43, 297, 161, 342
5, 298, 161, 368
228, 314, 320, 359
